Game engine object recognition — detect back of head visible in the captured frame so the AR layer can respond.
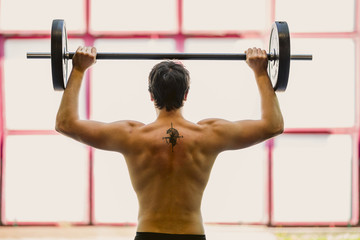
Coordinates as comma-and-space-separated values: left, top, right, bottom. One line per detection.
148, 61, 190, 111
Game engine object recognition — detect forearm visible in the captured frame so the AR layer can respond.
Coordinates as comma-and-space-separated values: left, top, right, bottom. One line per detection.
55, 68, 85, 131
255, 72, 284, 134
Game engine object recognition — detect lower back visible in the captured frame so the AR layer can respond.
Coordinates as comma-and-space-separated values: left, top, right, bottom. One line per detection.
137, 210, 205, 234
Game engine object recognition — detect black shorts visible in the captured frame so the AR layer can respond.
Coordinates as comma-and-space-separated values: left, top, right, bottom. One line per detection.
135, 232, 206, 240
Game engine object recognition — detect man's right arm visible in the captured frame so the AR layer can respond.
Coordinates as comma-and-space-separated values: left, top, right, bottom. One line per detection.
198, 48, 284, 152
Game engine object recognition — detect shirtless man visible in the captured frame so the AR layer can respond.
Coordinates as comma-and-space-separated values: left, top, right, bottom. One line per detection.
56, 47, 284, 240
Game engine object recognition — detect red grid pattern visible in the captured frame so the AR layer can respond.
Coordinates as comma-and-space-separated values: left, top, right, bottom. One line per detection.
0, 0, 359, 227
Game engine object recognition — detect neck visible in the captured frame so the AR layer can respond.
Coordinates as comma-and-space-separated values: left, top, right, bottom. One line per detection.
156, 108, 184, 121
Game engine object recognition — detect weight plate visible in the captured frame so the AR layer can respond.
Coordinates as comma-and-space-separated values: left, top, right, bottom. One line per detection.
51, 19, 68, 90
268, 21, 290, 91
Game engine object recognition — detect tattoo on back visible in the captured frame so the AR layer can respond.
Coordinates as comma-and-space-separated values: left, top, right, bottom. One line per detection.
162, 123, 183, 152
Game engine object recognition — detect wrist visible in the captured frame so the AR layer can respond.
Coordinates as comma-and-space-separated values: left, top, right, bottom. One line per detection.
65, 67, 86, 90
254, 70, 268, 78
72, 67, 86, 75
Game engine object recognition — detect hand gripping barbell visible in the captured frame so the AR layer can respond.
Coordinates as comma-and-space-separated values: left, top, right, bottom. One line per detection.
27, 19, 312, 91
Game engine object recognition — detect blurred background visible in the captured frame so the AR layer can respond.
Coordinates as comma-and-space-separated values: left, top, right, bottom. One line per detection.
0, 0, 359, 239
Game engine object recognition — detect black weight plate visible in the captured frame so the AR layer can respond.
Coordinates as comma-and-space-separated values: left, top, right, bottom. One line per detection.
268, 21, 290, 91
51, 19, 68, 90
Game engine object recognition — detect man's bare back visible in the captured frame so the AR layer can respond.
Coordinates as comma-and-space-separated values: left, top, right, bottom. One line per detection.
56, 47, 283, 238
124, 116, 219, 234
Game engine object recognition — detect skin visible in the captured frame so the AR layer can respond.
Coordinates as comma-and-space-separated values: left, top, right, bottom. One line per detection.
56, 46, 284, 235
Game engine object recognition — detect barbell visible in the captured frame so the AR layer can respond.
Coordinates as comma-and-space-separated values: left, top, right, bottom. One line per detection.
27, 19, 312, 91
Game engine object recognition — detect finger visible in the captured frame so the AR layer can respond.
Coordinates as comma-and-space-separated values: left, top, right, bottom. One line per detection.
91, 47, 97, 63
261, 49, 267, 58
252, 47, 260, 56
76, 46, 83, 53
253, 47, 259, 54
245, 48, 252, 59
85, 47, 92, 54
81, 47, 88, 54
246, 48, 253, 55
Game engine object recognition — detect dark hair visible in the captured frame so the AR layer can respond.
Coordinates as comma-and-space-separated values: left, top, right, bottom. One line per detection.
148, 61, 190, 111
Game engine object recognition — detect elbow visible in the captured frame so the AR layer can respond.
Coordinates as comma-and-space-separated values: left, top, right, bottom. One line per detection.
55, 118, 67, 134
273, 121, 284, 136
264, 119, 284, 138
274, 122, 284, 136
55, 124, 63, 134
55, 116, 75, 135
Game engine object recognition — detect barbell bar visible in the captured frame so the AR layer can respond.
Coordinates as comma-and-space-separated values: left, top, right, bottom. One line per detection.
26, 19, 312, 91
27, 52, 312, 61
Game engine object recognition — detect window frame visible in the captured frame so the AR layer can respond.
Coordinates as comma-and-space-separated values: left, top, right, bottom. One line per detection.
0, 0, 359, 227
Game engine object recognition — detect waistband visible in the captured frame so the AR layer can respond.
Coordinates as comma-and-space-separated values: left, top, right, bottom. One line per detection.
135, 232, 206, 240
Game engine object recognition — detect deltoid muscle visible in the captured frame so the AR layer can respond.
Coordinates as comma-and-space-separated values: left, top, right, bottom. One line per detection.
162, 123, 183, 152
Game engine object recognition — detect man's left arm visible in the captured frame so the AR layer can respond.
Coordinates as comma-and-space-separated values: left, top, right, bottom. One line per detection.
55, 46, 144, 153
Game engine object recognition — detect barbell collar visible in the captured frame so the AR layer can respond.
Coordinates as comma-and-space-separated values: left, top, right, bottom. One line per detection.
27, 52, 312, 61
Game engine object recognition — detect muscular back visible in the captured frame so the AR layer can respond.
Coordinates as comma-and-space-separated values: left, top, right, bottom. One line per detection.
123, 119, 218, 234
56, 48, 283, 236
